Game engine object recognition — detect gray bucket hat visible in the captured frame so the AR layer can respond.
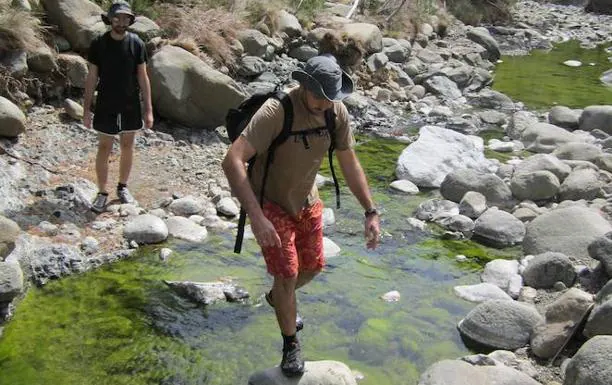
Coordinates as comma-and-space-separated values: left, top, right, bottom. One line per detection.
291, 54, 354, 101
101, 2, 135, 25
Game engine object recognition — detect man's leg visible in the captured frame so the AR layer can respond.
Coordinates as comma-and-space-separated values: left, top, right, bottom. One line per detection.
96, 134, 114, 193
118, 131, 136, 185
295, 271, 318, 290
272, 275, 298, 336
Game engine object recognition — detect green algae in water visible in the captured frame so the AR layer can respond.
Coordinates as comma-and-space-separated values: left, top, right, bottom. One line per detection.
493, 40, 612, 109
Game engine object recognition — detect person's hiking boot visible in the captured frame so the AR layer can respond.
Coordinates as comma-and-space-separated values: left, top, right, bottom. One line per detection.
280, 341, 305, 377
117, 185, 135, 204
91, 192, 108, 213
266, 290, 304, 332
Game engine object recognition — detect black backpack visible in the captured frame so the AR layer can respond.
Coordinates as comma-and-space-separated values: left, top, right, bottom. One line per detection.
225, 89, 341, 253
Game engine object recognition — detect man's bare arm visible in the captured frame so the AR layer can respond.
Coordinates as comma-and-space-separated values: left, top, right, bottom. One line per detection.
222, 136, 281, 248
82, 63, 98, 128
137, 63, 153, 128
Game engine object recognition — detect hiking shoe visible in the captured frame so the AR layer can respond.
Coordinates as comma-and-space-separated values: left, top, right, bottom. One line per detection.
266, 290, 304, 332
280, 342, 305, 377
117, 186, 134, 204
91, 192, 108, 213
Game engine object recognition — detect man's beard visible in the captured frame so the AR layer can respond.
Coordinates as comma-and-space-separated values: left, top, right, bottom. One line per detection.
112, 26, 127, 34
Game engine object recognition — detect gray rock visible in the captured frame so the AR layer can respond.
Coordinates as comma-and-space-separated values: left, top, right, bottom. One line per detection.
474, 208, 525, 247
166, 216, 208, 243
396, 125, 495, 188
42, 0, 107, 51
468, 89, 514, 110
480, 365, 542, 385
507, 111, 539, 140
546, 288, 594, 323
564, 335, 612, 385
168, 196, 204, 216
0, 261, 23, 302
438, 214, 475, 234
521, 123, 583, 153
440, 170, 513, 208
0, 216, 20, 261
459, 191, 487, 220
383, 44, 409, 63
80, 236, 99, 255
454, 283, 513, 303
366, 52, 389, 72
522, 252, 576, 289
63, 98, 83, 120
418, 359, 487, 385
559, 168, 603, 201
0, 50, 27, 77
552, 142, 603, 162
524, 206, 612, 260
579, 105, 612, 134
583, 280, 612, 337
129, 16, 161, 41
249, 360, 356, 385
510, 171, 560, 201
149, 45, 245, 129
123, 214, 168, 244
467, 27, 501, 61
482, 259, 520, 291
164, 280, 247, 305
514, 154, 572, 182
340, 23, 382, 54
549, 106, 580, 130
57, 53, 89, 88
216, 197, 239, 217
237, 29, 269, 57
27, 44, 58, 73
587, 231, 612, 276
458, 300, 543, 350
415, 199, 459, 222
424, 76, 462, 99
0, 96, 26, 137
238, 56, 267, 77
288, 45, 318, 62
275, 10, 302, 37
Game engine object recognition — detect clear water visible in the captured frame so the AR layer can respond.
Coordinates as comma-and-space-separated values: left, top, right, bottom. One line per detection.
0, 136, 523, 385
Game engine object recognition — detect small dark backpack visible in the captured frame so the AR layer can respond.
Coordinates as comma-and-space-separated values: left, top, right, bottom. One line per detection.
225, 89, 341, 253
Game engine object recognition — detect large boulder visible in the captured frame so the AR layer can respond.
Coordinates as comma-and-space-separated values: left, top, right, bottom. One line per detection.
41, 0, 107, 52
0, 96, 26, 137
552, 142, 603, 162
123, 214, 168, 244
149, 45, 246, 129
549, 106, 580, 130
0, 261, 23, 302
523, 206, 612, 260
473, 208, 526, 248
521, 123, 583, 153
521, 252, 576, 289
57, 53, 89, 89
466, 27, 500, 62
396, 126, 494, 188
418, 360, 487, 385
564, 335, 612, 385
237, 29, 269, 57
588, 232, 612, 276
458, 300, 543, 350
583, 280, 612, 337
274, 10, 302, 37
558, 168, 604, 201
578, 105, 612, 134
165, 216, 208, 243
440, 169, 513, 208
249, 360, 356, 385
129, 16, 161, 41
510, 171, 560, 201
514, 154, 572, 182
0, 216, 21, 261
340, 23, 383, 54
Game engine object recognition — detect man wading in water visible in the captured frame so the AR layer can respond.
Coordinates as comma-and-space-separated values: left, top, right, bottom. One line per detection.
83, 1, 153, 213
223, 54, 381, 376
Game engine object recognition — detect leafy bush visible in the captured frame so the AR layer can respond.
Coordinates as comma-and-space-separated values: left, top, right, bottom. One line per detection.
446, 0, 516, 25
0, 0, 45, 53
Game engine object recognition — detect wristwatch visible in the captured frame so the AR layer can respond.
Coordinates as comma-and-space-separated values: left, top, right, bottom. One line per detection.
364, 207, 379, 218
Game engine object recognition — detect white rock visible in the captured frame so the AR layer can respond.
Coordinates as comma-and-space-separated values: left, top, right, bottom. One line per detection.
456, 254, 468, 262
322, 208, 335, 227
454, 283, 513, 303
563, 60, 582, 67
390, 180, 420, 194
323, 237, 341, 258
160, 248, 173, 261
381, 290, 401, 302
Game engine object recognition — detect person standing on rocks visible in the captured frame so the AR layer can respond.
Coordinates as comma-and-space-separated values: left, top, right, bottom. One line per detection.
222, 54, 381, 377
83, 1, 153, 213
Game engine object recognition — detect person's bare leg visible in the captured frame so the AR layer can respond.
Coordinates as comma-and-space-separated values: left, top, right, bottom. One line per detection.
272, 275, 298, 336
96, 134, 114, 193
118, 132, 136, 185
295, 270, 319, 290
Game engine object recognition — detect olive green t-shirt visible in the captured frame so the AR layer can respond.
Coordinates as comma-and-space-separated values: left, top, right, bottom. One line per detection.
241, 86, 354, 218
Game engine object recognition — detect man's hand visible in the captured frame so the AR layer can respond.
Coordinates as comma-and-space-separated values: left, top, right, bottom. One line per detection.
251, 215, 282, 248
364, 214, 380, 250
83, 111, 93, 129
144, 109, 154, 129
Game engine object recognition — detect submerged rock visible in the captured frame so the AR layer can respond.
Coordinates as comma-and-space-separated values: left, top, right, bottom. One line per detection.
164, 280, 249, 305
248, 360, 357, 385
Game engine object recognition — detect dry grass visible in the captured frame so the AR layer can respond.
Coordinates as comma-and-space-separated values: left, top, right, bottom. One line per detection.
155, 4, 245, 70
0, 0, 45, 53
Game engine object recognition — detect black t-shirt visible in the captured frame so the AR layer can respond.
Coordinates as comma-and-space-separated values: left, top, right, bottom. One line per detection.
88, 31, 147, 113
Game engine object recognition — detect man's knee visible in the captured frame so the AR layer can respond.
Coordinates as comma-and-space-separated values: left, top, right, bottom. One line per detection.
97, 137, 114, 154
274, 275, 298, 292
120, 135, 135, 151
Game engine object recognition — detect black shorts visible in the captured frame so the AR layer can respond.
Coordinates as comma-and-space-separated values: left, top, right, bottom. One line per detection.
93, 110, 143, 135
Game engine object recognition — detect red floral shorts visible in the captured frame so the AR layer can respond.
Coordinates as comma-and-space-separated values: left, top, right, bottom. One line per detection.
261, 200, 325, 278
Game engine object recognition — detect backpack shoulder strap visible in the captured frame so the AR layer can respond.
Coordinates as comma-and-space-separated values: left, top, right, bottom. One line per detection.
270, 91, 293, 150
325, 108, 341, 209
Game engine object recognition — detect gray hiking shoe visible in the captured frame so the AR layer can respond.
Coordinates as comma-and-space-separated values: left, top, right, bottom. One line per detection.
280, 342, 305, 377
266, 290, 304, 332
117, 186, 134, 204
91, 192, 108, 213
